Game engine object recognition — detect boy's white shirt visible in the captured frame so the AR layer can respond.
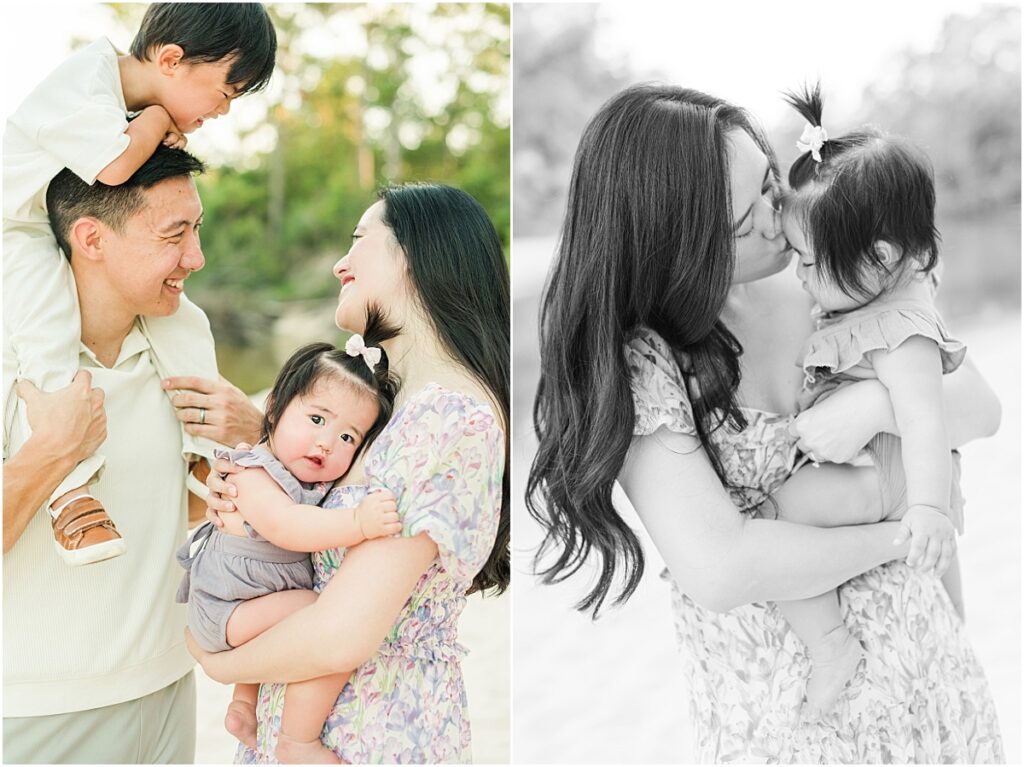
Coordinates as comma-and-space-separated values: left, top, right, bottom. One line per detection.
2, 36, 221, 483
4, 37, 129, 223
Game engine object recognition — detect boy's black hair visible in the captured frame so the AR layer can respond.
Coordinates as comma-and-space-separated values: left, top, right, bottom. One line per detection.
46, 145, 205, 261
784, 82, 940, 299
130, 3, 277, 95
260, 307, 401, 462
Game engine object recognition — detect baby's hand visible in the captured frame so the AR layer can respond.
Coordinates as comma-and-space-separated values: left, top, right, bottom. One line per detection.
894, 505, 955, 575
355, 490, 401, 540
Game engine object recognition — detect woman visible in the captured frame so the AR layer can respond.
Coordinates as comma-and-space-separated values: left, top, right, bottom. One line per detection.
188, 183, 509, 763
527, 84, 1003, 762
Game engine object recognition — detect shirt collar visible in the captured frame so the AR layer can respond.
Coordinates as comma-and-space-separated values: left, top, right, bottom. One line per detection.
79, 321, 150, 369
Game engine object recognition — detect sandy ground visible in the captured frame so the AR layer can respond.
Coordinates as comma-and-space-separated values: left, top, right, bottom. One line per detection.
194, 590, 509, 763
510, 239, 1021, 763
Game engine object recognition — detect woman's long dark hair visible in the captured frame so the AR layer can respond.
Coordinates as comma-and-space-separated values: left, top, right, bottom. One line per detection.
379, 184, 511, 596
526, 84, 775, 617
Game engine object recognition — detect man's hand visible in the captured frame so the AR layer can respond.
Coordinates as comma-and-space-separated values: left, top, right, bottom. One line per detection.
5, 372, 108, 552
163, 375, 263, 447
16, 371, 106, 464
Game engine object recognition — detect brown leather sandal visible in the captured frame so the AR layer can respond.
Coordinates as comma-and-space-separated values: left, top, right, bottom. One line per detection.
51, 495, 126, 566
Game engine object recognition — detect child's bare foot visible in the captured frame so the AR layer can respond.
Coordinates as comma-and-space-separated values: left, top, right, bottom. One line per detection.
224, 699, 257, 748
275, 732, 340, 764
802, 626, 864, 719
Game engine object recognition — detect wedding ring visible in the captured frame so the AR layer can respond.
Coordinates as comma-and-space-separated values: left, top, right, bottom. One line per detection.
198, 407, 206, 425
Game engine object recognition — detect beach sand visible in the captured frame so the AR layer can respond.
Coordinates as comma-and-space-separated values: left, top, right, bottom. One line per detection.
194, 589, 509, 763
511, 236, 1020, 762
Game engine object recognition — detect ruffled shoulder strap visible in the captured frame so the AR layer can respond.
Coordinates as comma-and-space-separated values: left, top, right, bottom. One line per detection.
214, 446, 331, 506
803, 301, 966, 378
625, 327, 697, 438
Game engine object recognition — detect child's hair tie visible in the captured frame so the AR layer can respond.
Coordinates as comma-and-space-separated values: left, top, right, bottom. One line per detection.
797, 123, 828, 163
345, 334, 382, 372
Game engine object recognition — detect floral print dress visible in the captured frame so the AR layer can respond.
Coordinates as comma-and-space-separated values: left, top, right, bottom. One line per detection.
626, 328, 1003, 764
236, 384, 504, 764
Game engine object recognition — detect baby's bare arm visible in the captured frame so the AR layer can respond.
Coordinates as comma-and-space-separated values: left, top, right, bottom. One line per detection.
233, 469, 399, 551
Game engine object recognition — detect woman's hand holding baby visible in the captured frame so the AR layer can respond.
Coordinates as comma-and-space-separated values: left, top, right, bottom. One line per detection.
791, 380, 890, 463
355, 490, 401, 540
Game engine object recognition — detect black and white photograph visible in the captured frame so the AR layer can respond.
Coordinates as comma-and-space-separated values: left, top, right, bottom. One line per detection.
2, 3, 509, 763
514, 1, 1020, 763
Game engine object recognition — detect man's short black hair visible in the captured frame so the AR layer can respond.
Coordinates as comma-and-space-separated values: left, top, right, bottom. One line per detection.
46, 146, 206, 260
130, 3, 277, 95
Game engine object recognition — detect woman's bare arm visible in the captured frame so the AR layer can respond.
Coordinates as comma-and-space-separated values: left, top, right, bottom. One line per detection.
620, 427, 910, 614
187, 532, 439, 684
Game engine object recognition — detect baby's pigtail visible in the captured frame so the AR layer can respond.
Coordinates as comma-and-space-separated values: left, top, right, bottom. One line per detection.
782, 81, 824, 129
783, 81, 830, 188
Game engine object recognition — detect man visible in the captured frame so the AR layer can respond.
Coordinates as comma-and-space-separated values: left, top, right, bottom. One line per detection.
4, 146, 216, 762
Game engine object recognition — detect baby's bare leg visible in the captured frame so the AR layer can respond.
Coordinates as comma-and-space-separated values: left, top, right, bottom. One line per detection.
226, 589, 319, 648
225, 683, 260, 748
772, 463, 885, 527
275, 674, 351, 764
778, 592, 864, 718
223, 590, 319, 747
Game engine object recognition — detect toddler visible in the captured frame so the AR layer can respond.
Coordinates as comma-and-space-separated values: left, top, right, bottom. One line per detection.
773, 84, 965, 717
177, 312, 402, 763
3, 3, 276, 564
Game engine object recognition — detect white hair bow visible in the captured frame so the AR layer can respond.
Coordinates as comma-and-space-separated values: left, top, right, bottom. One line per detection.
345, 334, 382, 372
797, 123, 828, 163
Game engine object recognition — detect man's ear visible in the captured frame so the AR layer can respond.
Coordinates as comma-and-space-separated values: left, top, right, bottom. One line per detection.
69, 217, 105, 262
873, 240, 902, 266
156, 44, 186, 77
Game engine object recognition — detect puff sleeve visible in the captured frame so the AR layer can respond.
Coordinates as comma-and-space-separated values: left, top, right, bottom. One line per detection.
364, 386, 504, 589
625, 328, 698, 438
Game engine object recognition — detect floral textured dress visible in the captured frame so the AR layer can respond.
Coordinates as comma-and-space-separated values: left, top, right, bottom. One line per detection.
626, 328, 1003, 764
236, 384, 504, 764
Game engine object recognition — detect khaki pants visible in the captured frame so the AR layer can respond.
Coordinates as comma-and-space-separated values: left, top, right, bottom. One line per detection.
3, 672, 196, 764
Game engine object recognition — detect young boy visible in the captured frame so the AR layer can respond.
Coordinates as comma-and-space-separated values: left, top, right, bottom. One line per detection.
3, 3, 276, 565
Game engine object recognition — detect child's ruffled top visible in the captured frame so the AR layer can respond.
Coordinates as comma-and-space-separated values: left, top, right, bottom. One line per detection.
800, 296, 966, 390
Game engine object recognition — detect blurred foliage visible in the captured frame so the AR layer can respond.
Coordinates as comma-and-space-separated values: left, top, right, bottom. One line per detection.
858, 5, 1020, 214
512, 5, 631, 237
513, 3, 1019, 325
100, 3, 509, 390
106, 2, 509, 304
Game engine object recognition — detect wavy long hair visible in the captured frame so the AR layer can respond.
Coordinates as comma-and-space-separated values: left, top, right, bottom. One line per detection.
526, 84, 775, 616
379, 184, 511, 596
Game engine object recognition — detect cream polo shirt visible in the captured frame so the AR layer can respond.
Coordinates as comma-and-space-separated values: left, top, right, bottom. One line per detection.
3, 324, 195, 717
